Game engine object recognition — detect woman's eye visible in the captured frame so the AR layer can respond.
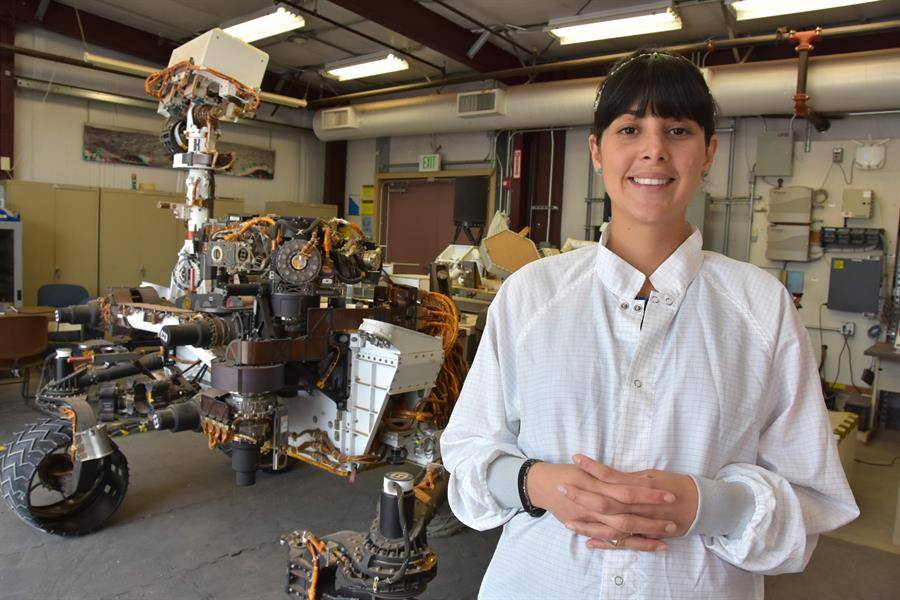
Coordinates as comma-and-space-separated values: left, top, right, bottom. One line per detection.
670, 127, 690, 136
619, 126, 637, 135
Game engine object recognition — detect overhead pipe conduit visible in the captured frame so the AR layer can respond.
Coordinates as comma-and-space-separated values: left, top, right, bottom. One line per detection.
307, 18, 900, 109
314, 48, 900, 140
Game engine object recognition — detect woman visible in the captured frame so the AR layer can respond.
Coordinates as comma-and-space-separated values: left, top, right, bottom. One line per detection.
441, 49, 858, 599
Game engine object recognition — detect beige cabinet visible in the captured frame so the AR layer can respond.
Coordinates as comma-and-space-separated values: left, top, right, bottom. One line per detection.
265, 201, 336, 220
213, 197, 244, 219
6, 181, 99, 305
99, 190, 184, 292
7, 181, 247, 302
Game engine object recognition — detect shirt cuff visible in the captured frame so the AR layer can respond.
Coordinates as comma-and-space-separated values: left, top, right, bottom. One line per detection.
686, 475, 756, 538
486, 454, 527, 509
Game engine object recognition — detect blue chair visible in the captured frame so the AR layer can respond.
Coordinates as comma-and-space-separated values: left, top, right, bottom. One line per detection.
37, 284, 90, 308
37, 284, 90, 342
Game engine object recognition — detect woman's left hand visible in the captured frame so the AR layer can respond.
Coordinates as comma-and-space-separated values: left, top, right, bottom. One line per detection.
564, 455, 699, 545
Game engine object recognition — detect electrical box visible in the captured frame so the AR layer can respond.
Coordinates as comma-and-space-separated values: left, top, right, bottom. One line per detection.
768, 186, 811, 224
785, 270, 804, 295
842, 189, 874, 219
827, 257, 883, 313
766, 224, 809, 261
755, 131, 794, 177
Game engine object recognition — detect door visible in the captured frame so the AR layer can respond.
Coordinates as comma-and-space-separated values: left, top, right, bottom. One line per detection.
379, 180, 455, 274
54, 186, 99, 296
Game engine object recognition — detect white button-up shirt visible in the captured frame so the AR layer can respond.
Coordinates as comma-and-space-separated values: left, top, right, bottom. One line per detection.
441, 227, 859, 599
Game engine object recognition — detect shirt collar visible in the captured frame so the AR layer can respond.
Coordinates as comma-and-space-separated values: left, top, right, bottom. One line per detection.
594, 225, 704, 300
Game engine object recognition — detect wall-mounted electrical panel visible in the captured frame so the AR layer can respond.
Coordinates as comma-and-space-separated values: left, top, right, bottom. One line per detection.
755, 131, 794, 177
766, 224, 810, 261
841, 189, 874, 219
768, 186, 811, 224
827, 256, 883, 313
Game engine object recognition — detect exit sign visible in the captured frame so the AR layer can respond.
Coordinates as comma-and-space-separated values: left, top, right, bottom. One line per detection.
419, 153, 441, 172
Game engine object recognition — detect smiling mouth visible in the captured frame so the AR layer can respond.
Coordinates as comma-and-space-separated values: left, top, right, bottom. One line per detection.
629, 176, 675, 187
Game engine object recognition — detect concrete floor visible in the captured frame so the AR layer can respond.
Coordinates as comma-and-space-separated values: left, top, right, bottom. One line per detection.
1, 382, 899, 600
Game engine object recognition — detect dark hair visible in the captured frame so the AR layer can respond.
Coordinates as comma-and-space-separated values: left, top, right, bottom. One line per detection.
591, 49, 718, 145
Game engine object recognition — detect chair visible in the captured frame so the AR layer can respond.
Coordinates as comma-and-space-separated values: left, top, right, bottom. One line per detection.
37, 284, 90, 343
0, 314, 49, 399
37, 284, 90, 308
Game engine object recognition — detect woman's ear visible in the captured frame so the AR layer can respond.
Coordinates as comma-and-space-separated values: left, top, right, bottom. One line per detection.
588, 134, 602, 172
703, 135, 718, 174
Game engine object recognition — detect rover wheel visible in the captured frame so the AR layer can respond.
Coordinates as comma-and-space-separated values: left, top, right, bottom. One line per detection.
0, 419, 129, 536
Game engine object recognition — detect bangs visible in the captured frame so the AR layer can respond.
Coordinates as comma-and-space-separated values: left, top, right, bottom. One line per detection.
592, 51, 717, 144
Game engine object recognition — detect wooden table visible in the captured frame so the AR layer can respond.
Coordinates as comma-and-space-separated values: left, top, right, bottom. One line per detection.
2, 307, 83, 338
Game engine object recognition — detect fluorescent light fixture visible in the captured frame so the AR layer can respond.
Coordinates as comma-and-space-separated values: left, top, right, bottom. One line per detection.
222, 3, 305, 43
547, 2, 681, 45
726, 0, 880, 21
324, 52, 410, 81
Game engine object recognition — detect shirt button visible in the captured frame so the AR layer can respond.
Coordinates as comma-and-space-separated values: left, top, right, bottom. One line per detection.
665, 297, 674, 305
651, 297, 660, 304
633, 379, 642, 388
619, 302, 628, 310
634, 304, 643, 312
614, 576, 624, 586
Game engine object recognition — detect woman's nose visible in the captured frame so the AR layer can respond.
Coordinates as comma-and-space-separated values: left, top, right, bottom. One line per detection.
641, 131, 669, 162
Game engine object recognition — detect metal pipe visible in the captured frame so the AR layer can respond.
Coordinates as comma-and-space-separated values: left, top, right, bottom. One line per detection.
307, 19, 900, 108
280, 0, 445, 74
747, 175, 757, 261
847, 109, 900, 116
504, 131, 513, 213
722, 118, 737, 256
709, 197, 756, 205
429, 0, 533, 59
15, 76, 313, 132
546, 130, 555, 244
585, 153, 594, 240
3, 43, 310, 109
1, 42, 126, 77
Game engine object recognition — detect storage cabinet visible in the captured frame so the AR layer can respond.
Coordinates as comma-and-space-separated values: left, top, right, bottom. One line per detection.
99, 190, 185, 292
265, 201, 336, 220
5, 181, 99, 305
213, 197, 245, 219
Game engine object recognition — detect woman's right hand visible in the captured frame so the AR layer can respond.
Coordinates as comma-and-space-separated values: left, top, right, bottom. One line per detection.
526, 461, 676, 551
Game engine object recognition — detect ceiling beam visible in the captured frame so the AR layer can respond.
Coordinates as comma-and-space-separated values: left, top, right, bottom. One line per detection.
13, 1, 318, 102
324, 0, 522, 73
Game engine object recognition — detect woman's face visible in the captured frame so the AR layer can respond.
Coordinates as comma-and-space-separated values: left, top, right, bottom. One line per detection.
589, 109, 716, 228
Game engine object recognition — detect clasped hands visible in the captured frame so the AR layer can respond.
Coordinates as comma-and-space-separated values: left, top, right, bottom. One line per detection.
526, 455, 699, 552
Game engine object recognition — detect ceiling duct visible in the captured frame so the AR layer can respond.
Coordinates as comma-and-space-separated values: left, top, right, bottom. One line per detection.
314, 49, 900, 140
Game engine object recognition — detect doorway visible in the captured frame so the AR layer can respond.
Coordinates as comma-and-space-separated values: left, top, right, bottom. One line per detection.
379, 180, 455, 274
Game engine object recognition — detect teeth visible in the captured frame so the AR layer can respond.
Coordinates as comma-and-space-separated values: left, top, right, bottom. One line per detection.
632, 177, 670, 186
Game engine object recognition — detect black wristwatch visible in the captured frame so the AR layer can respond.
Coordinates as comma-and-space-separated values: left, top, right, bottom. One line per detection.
518, 458, 546, 517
